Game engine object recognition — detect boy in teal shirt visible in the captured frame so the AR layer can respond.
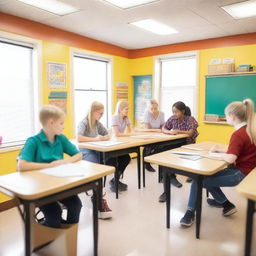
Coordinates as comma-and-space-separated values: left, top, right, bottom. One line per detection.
18, 105, 82, 228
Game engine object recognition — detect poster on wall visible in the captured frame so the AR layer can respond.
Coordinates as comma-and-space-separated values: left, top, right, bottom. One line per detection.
133, 75, 152, 127
47, 62, 66, 89
48, 91, 68, 113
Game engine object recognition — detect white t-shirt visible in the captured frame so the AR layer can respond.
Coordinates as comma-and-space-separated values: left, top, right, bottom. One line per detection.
143, 111, 165, 129
111, 114, 131, 133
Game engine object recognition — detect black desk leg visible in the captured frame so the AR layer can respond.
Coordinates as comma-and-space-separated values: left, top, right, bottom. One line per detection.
136, 148, 141, 189
24, 202, 32, 256
245, 199, 255, 256
164, 169, 171, 229
142, 147, 146, 187
195, 176, 203, 239
114, 157, 119, 199
92, 184, 99, 256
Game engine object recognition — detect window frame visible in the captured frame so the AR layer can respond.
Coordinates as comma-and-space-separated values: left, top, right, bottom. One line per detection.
70, 49, 113, 136
0, 31, 42, 149
154, 51, 199, 119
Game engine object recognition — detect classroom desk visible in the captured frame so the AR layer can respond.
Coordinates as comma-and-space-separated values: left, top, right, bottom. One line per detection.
0, 160, 115, 256
78, 133, 187, 198
236, 168, 256, 256
144, 141, 227, 239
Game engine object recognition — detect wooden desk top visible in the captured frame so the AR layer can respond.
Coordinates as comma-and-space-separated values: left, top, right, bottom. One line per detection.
78, 132, 188, 152
0, 160, 115, 200
145, 141, 227, 175
236, 168, 256, 201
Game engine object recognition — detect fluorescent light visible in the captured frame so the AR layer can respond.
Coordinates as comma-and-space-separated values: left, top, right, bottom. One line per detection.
130, 19, 178, 35
17, 0, 79, 16
103, 0, 160, 9
221, 0, 256, 19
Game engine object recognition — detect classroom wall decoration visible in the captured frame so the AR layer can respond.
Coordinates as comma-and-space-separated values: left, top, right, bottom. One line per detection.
48, 91, 68, 113
133, 75, 152, 127
116, 82, 128, 101
47, 62, 66, 89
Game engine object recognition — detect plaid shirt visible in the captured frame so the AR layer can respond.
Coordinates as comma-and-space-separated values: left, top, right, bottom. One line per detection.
164, 115, 199, 144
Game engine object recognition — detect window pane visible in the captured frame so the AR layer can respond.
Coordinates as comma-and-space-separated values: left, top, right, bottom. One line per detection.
74, 90, 108, 133
160, 87, 195, 118
161, 57, 196, 87
73, 57, 107, 90
0, 42, 34, 144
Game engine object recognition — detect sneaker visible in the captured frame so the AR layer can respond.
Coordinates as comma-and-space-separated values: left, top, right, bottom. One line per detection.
145, 163, 156, 172
207, 198, 223, 208
180, 210, 195, 227
118, 180, 128, 191
98, 199, 112, 220
186, 177, 192, 183
158, 192, 166, 202
170, 177, 183, 188
222, 201, 237, 217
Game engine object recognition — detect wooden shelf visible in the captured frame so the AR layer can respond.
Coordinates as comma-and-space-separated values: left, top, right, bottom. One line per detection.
206, 71, 256, 77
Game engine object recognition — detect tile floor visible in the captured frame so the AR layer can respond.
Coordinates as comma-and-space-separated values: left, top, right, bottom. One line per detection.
0, 159, 255, 256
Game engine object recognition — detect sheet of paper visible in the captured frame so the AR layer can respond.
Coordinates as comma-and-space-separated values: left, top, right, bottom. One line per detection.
171, 151, 201, 156
41, 163, 86, 177
181, 145, 204, 151
179, 155, 202, 161
203, 152, 223, 160
85, 141, 125, 147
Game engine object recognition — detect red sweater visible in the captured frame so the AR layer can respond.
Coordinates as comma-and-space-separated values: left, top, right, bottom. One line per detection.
227, 126, 256, 175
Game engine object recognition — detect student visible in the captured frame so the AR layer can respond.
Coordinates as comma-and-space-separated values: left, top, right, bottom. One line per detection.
180, 98, 256, 227
77, 101, 112, 219
142, 99, 165, 172
110, 101, 131, 191
159, 101, 199, 202
18, 105, 82, 228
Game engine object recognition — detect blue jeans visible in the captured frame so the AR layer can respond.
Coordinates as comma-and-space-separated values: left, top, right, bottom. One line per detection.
79, 148, 100, 163
187, 168, 245, 211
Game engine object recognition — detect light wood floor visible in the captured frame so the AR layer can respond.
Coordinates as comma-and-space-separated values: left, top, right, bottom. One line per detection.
0, 159, 255, 256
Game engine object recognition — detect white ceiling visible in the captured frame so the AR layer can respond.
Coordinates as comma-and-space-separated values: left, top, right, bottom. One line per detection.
1, 0, 256, 49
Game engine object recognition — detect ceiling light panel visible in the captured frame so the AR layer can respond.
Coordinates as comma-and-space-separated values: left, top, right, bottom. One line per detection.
221, 0, 256, 19
17, 0, 79, 16
103, 0, 160, 9
130, 19, 178, 35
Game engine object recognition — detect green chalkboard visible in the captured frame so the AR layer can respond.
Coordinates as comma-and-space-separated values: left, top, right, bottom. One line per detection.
206, 74, 256, 116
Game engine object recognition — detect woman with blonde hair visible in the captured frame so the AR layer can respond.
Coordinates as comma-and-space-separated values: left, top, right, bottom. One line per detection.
77, 101, 111, 219
180, 98, 256, 227
109, 101, 131, 192
142, 99, 165, 172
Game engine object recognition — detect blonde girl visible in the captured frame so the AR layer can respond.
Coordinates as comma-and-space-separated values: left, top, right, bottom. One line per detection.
180, 98, 256, 227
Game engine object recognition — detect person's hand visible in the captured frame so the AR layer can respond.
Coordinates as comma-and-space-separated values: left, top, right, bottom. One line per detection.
96, 135, 105, 141
210, 145, 220, 153
169, 130, 179, 135
102, 135, 109, 141
49, 160, 67, 167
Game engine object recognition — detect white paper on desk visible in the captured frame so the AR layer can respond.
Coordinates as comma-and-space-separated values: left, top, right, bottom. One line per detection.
180, 155, 202, 161
85, 141, 125, 147
181, 145, 204, 151
41, 163, 85, 177
203, 152, 223, 160
171, 151, 201, 156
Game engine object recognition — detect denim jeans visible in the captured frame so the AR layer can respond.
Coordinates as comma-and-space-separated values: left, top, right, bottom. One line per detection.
187, 168, 245, 211
79, 148, 130, 178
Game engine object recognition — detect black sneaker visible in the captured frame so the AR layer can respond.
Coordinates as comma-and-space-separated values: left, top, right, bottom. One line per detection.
118, 180, 128, 191
222, 201, 237, 216
180, 210, 195, 227
170, 177, 182, 188
207, 198, 223, 208
158, 192, 166, 202
145, 163, 156, 172
186, 177, 192, 183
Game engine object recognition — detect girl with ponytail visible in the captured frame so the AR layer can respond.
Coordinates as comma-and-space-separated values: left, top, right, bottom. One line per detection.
180, 98, 256, 227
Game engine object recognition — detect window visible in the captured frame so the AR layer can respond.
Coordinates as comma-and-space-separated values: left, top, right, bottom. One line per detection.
73, 53, 112, 132
0, 39, 38, 145
155, 52, 198, 119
